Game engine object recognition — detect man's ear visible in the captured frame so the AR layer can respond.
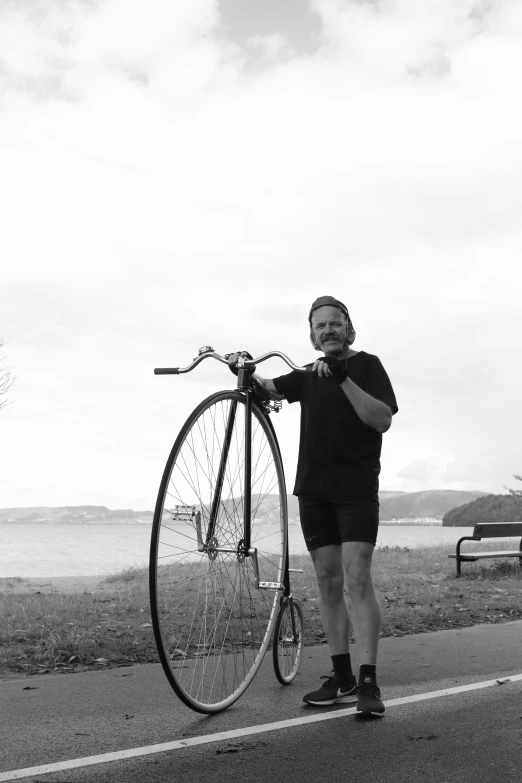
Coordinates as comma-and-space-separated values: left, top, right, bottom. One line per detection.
309, 328, 321, 350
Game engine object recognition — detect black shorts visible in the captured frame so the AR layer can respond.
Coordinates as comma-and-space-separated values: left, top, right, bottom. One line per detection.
297, 495, 379, 551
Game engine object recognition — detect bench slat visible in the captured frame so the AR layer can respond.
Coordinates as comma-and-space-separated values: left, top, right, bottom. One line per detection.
473, 522, 522, 538
449, 551, 522, 560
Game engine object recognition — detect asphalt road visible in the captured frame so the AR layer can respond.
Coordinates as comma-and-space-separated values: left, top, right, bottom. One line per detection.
1, 620, 521, 783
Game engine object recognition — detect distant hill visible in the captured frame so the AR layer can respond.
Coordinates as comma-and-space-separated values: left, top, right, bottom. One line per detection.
261, 490, 488, 524
378, 489, 489, 521
0, 490, 492, 525
442, 493, 522, 526
378, 491, 408, 500
0, 506, 153, 525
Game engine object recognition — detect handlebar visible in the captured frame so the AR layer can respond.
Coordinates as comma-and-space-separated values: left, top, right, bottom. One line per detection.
154, 347, 309, 375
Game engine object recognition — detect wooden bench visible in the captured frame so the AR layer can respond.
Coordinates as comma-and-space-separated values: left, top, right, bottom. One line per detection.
449, 522, 522, 577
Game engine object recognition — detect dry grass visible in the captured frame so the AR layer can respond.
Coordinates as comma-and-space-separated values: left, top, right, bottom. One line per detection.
1, 545, 521, 678
0, 569, 153, 678
290, 544, 522, 642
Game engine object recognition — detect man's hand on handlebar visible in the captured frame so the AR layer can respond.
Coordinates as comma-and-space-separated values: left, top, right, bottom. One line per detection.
312, 356, 349, 384
225, 351, 257, 376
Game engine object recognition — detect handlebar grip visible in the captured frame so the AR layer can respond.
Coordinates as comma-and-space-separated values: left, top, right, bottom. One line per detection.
154, 368, 180, 375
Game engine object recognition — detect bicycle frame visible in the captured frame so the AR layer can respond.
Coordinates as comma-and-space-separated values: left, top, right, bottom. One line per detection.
237, 361, 299, 597
155, 347, 307, 595
195, 372, 285, 590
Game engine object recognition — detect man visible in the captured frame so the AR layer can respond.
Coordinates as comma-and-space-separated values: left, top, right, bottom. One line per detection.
228, 295, 398, 718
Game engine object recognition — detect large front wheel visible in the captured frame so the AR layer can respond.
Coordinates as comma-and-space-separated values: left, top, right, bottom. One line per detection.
149, 391, 287, 713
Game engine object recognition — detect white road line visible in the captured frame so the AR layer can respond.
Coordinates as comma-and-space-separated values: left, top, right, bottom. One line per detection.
1, 674, 522, 782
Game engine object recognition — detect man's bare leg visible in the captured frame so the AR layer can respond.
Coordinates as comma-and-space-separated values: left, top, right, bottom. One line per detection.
342, 541, 380, 664
310, 544, 350, 655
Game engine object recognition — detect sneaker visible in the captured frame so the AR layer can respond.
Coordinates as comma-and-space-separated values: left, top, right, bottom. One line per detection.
356, 676, 385, 718
303, 671, 357, 706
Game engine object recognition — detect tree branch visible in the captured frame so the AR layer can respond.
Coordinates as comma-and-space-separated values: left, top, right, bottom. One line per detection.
0, 339, 14, 410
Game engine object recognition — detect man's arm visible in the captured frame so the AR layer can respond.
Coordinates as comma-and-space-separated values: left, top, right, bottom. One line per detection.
338, 376, 392, 433
253, 375, 285, 401
313, 357, 393, 433
226, 352, 285, 401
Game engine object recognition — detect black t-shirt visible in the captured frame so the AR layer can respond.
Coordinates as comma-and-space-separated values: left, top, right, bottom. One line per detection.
272, 351, 398, 501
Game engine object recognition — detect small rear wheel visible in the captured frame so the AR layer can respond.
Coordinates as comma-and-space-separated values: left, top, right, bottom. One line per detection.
272, 597, 304, 685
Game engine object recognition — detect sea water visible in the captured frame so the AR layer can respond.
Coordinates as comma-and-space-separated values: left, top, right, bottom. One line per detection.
0, 523, 505, 578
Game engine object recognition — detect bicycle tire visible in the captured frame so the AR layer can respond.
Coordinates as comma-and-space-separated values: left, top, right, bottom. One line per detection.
272, 597, 304, 685
149, 390, 288, 713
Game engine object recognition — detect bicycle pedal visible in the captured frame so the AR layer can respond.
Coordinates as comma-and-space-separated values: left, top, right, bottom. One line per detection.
258, 581, 284, 590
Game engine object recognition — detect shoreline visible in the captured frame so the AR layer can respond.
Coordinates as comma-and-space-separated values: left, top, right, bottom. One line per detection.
0, 575, 112, 594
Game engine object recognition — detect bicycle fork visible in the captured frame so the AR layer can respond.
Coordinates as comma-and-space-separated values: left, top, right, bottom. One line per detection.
194, 383, 284, 591
243, 385, 286, 591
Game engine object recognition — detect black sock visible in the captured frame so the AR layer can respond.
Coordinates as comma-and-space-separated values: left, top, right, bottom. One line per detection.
331, 653, 353, 682
359, 664, 376, 681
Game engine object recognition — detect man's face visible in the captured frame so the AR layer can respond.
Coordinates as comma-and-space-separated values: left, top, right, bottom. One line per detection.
311, 305, 349, 356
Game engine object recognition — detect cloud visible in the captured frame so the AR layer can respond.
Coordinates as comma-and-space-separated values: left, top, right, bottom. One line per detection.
253, 303, 306, 325
3, 0, 522, 292
246, 33, 292, 61
398, 457, 443, 483
0, 0, 226, 105
218, 0, 322, 60
442, 452, 509, 484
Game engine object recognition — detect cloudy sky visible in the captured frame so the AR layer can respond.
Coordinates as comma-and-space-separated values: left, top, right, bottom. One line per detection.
1, 0, 521, 510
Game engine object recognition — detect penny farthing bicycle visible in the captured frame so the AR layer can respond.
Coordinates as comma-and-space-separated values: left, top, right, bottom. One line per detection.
149, 347, 306, 713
